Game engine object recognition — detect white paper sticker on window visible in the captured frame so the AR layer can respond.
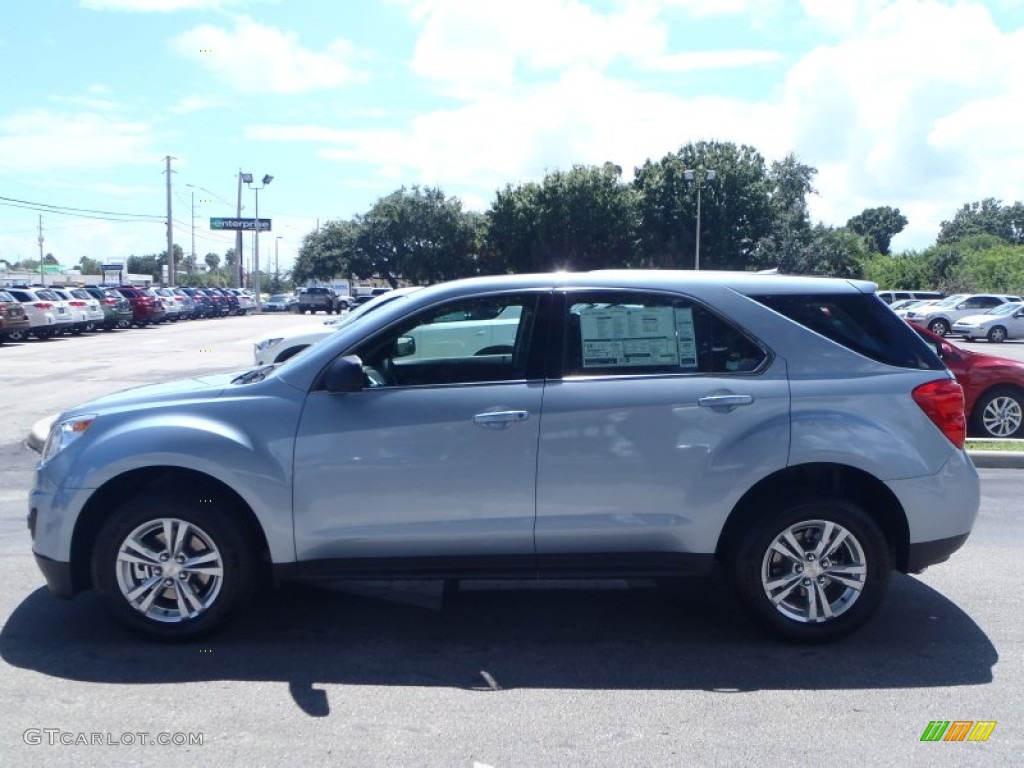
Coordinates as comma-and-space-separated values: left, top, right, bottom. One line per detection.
579, 306, 680, 368
675, 307, 697, 367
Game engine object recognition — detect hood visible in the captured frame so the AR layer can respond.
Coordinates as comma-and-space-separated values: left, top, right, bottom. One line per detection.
65, 370, 244, 416
960, 347, 1024, 371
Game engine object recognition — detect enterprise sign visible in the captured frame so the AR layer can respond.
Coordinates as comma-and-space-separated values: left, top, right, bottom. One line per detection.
210, 218, 272, 232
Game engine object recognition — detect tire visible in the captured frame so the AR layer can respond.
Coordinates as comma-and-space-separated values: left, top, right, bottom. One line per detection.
987, 325, 1008, 343
732, 495, 890, 643
928, 319, 950, 336
970, 386, 1024, 438
32, 328, 55, 340
117, 318, 132, 330
92, 492, 256, 641
6, 328, 29, 342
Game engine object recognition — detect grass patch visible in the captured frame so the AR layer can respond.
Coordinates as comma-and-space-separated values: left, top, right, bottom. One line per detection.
966, 440, 1024, 451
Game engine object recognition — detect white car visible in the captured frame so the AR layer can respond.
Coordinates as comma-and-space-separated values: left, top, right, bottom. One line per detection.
952, 302, 1024, 343
253, 286, 422, 365
6, 286, 75, 337
153, 288, 183, 322
64, 288, 106, 332
903, 293, 1022, 336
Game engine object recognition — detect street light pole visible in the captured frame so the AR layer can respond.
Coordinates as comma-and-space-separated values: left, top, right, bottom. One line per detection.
684, 168, 716, 270
275, 236, 282, 275
242, 173, 273, 311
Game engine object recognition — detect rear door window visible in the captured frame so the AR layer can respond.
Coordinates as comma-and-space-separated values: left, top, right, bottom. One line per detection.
561, 291, 767, 377
750, 293, 944, 370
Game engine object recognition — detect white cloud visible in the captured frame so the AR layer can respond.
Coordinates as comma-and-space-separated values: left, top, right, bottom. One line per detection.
0, 109, 157, 171
657, 0, 753, 17
171, 18, 367, 94
81, 0, 227, 11
409, 0, 664, 89
171, 94, 228, 114
249, 67, 781, 207
646, 49, 782, 72
782, 0, 1024, 247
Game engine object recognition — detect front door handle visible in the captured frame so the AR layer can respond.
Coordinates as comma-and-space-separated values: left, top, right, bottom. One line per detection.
698, 394, 754, 412
473, 410, 530, 429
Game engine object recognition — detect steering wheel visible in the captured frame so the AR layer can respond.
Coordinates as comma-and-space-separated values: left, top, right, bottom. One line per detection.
362, 366, 388, 388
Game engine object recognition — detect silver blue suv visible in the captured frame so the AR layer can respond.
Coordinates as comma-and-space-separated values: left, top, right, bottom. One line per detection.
29, 271, 980, 642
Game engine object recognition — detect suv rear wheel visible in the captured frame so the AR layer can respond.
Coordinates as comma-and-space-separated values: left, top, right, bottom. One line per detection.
92, 493, 255, 641
732, 496, 890, 643
928, 319, 950, 336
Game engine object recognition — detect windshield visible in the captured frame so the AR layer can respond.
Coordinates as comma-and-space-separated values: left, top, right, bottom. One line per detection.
324, 287, 422, 330
933, 294, 968, 307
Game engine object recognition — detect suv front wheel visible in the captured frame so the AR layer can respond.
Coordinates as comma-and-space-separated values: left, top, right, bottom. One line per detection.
732, 496, 890, 643
92, 493, 255, 641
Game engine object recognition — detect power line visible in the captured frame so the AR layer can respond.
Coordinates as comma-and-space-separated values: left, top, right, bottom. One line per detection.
0, 194, 163, 221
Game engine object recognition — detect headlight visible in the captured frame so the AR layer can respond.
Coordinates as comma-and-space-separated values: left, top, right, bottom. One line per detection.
41, 414, 96, 464
255, 337, 284, 351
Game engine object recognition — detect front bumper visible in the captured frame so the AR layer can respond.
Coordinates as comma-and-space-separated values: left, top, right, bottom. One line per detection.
905, 533, 970, 573
34, 553, 75, 598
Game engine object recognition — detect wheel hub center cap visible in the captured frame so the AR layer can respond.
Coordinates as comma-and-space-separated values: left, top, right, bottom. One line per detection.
803, 561, 824, 578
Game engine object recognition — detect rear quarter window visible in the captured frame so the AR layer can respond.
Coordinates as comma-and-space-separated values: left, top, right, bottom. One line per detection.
750, 293, 944, 371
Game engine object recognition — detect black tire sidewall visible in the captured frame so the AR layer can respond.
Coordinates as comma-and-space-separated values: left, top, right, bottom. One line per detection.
92, 496, 254, 641
732, 496, 891, 643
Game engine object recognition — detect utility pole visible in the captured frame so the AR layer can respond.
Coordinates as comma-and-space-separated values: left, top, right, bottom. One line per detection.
190, 189, 196, 275
165, 156, 175, 285
236, 170, 244, 288
38, 215, 44, 285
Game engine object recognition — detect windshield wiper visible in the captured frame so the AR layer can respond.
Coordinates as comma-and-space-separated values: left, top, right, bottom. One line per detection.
231, 364, 278, 385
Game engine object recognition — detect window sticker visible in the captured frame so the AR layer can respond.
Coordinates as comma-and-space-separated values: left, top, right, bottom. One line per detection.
674, 307, 698, 367
579, 305, 680, 368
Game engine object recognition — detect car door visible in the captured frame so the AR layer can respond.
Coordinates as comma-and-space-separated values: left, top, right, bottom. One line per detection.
292, 292, 549, 566
534, 290, 791, 570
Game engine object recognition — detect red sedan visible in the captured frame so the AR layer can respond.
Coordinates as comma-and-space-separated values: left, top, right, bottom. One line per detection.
913, 323, 1024, 438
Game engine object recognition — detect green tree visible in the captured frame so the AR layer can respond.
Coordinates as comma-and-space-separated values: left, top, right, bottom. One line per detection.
633, 140, 774, 270
293, 219, 361, 285
753, 154, 818, 271
846, 206, 908, 255
484, 163, 640, 273
78, 256, 102, 275
938, 198, 1024, 245
352, 186, 482, 285
204, 252, 220, 271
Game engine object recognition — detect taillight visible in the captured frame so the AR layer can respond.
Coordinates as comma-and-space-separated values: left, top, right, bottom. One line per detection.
913, 379, 966, 449
69, 301, 86, 307
103, 298, 119, 305
32, 302, 54, 309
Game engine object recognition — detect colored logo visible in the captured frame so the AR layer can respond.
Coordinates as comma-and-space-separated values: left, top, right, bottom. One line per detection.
921, 721, 997, 742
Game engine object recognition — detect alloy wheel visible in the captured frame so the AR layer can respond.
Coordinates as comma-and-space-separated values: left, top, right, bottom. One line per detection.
760, 519, 867, 624
115, 518, 225, 624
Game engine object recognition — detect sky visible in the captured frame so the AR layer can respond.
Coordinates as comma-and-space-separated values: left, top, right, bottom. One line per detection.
1, 0, 1022, 276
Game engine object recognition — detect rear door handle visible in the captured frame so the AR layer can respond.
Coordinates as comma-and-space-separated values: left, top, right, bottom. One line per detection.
473, 410, 530, 429
698, 394, 754, 411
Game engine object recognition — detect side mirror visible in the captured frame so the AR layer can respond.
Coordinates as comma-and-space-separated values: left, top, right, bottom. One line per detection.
955, 303, 966, 310
322, 355, 365, 393
395, 335, 416, 357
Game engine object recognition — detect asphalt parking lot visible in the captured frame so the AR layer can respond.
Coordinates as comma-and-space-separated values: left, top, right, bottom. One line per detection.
1, 315, 1021, 766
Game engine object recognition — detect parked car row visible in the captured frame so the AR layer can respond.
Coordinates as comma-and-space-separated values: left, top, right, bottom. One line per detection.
895, 293, 1024, 337
0, 285, 254, 342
